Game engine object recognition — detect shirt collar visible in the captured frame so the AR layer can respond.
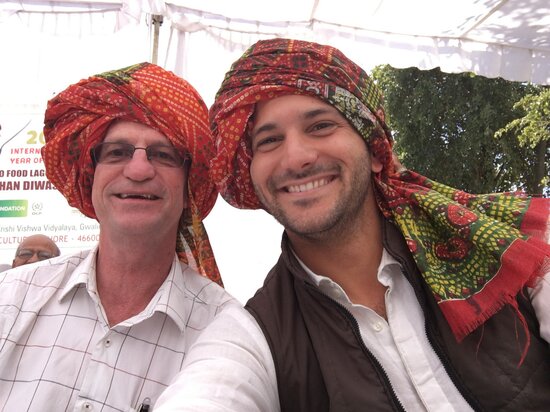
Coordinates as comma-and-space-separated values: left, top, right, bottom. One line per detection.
295, 248, 401, 302
145, 255, 190, 332
59, 248, 189, 332
59, 245, 98, 300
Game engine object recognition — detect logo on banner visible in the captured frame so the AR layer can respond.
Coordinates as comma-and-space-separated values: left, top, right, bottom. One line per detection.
32, 202, 43, 215
0, 200, 28, 217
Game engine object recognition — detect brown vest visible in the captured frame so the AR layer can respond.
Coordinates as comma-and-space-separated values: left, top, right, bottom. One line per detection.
246, 222, 550, 412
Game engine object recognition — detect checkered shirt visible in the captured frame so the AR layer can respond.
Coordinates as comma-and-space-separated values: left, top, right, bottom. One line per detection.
0, 246, 238, 411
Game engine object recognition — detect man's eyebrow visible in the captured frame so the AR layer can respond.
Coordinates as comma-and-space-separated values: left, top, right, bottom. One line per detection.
103, 137, 131, 143
252, 107, 336, 137
252, 123, 277, 137
303, 108, 334, 119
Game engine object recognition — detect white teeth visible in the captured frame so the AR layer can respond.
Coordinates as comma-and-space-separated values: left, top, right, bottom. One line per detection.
287, 178, 330, 193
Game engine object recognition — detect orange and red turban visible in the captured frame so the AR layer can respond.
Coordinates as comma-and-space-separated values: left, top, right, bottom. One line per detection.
42, 62, 221, 285
210, 38, 549, 349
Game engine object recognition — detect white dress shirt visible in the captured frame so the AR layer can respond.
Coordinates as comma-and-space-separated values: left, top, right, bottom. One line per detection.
0, 246, 238, 412
304, 250, 472, 411
155, 249, 550, 412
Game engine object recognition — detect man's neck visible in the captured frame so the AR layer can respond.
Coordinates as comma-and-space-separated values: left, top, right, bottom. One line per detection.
288, 209, 387, 316
95, 235, 177, 326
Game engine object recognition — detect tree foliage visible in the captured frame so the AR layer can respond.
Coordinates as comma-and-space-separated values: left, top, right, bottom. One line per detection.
371, 65, 548, 195
495, 88, 550, 194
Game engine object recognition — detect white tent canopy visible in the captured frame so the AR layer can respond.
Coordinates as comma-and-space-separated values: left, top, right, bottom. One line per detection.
165, 0, 550, 85
2, 0, 549, 91
1, 0, 549, 110
0, 0, 548, 302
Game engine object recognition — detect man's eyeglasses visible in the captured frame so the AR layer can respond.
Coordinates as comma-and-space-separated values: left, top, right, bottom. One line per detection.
16, 249, 55, 261
91, 142, 189, 168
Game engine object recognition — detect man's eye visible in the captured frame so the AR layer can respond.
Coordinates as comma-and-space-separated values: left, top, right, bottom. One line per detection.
253, 136, 281, 152
107, 148, 129, 158
154, 149, 174, 160
147, 147, 183, 166
93, 143, 131, 164
309, 122, 335, 133
38, 252, 53, 260
149, 148, 175, 161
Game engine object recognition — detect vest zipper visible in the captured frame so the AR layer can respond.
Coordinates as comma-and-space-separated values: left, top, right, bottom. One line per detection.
306, 284, 406, 412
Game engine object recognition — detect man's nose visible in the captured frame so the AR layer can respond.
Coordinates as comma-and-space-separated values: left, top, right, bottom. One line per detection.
123, 149, 156, 180
279, 131, 318, 172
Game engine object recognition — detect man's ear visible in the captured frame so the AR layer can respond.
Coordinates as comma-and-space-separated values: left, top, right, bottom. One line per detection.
371, 153, 383, 173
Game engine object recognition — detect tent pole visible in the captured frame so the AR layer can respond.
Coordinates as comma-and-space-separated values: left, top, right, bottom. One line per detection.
151, 14, 164, 65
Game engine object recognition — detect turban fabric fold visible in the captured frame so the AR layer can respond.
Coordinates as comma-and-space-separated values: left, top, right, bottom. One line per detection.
42, 62, 222, 285
210, 38, 550, 352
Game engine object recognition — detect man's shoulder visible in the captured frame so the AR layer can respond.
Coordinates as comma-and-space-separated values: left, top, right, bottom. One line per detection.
162, 262, 241, 334
0, 251, 89, 301
0, 249, 92, 287
247, 254, 295, 302
179, 262, 240, 309
0, 249, 93, 343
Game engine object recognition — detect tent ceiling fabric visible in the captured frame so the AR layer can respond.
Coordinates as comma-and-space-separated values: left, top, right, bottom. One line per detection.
2, 0, 549, 84
163, 0, 550, 84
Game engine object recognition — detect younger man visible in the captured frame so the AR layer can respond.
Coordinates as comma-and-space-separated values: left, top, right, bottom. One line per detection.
156, 39, 550, 411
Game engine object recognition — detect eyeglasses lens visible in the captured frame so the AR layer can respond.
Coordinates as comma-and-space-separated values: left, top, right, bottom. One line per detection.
16, 249, 54, 261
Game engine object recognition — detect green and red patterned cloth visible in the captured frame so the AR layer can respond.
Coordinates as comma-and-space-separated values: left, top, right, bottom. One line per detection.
42, 62, 222, 285
210, 38, 550, 342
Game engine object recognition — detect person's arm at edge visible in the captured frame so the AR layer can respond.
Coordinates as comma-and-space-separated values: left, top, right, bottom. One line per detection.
529, 230, 550, 344
154, 305, 280, 412
529, 269, 550, 344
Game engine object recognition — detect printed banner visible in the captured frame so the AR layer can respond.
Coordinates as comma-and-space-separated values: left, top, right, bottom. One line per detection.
0, 113, 99, 268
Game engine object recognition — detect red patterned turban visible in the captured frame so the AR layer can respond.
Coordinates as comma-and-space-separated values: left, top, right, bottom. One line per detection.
210, 38, 549, 351
42, 62, 222, 285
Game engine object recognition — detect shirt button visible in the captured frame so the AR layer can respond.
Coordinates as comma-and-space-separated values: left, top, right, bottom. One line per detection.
105, 338, 111, 347
83, 402, 93, 410
372, 322, 383, 332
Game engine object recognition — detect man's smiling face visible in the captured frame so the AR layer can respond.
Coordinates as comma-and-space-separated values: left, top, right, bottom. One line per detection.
91, 120, 187, 239
249, 94, 382, 240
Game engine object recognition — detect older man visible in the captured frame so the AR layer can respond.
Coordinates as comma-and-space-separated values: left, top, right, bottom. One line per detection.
0, 63, 237, 411
11, 234, 61, 268
155, 39, 550, 411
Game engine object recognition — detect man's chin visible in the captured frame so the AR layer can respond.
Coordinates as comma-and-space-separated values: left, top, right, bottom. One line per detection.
276, 213, 337, 239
